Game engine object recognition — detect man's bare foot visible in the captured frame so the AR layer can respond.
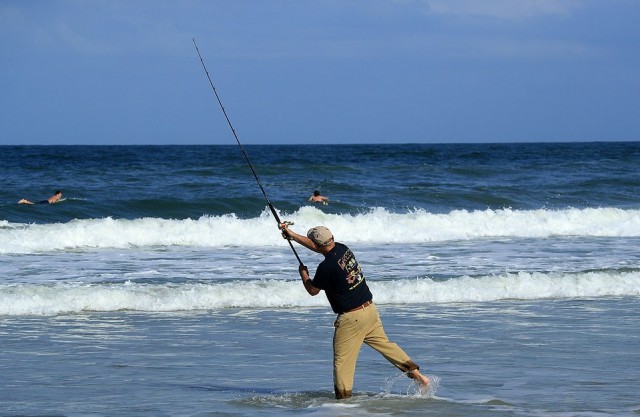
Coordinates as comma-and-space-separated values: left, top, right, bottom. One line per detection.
409, 369, 430, 387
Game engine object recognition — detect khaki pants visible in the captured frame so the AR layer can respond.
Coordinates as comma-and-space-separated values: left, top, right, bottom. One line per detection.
332, 303, 419, 399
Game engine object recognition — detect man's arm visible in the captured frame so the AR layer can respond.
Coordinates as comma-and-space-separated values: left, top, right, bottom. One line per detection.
279, 223, 321, 253
299, 264, 321, 296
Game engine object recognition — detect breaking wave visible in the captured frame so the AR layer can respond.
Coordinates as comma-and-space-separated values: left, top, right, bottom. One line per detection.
2, 206, 640, 254
1, 269, 638, 316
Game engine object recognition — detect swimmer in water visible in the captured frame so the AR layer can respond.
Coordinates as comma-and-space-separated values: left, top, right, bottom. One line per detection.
18, 190, 63, 205
309, 190, 329, 205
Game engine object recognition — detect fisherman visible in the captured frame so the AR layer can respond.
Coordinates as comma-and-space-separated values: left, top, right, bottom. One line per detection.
279, 223, 430, 399
18, 190, 63, 205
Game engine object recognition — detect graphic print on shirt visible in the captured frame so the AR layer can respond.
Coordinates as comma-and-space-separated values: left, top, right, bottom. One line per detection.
338, 248, 365, 290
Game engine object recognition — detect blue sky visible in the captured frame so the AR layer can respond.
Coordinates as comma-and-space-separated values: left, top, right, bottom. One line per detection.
1, 0, 638, 145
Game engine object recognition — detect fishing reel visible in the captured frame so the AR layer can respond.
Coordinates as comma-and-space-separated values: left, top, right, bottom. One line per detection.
280, 221, 294, 239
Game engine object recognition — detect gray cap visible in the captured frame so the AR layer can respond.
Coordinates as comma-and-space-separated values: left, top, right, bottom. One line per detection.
307, 226, 334, 247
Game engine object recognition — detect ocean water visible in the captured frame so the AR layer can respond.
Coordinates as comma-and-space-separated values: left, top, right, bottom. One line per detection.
1, 143, 639, 416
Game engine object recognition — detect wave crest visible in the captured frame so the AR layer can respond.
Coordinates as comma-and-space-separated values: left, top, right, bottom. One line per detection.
1, 270, 638, 316
2, 206, 640, 254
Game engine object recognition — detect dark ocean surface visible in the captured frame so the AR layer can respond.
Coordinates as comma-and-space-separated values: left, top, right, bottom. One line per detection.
3, 142, 640, 224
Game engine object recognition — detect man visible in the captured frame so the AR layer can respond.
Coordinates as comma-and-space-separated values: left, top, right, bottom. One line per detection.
18, 190, 63, 205
279, 223, 430, 399
308, 190, 329, 204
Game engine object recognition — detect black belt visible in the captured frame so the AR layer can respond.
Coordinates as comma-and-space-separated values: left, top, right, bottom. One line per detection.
343, 300, 373, 314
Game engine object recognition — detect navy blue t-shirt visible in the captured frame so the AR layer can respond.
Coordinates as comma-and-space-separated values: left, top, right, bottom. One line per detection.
310, 242, 373, 314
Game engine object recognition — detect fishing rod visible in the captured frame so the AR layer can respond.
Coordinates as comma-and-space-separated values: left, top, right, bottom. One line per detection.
193, 38, 303, 266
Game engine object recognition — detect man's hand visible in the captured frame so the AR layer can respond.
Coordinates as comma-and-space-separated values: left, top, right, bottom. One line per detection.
299, 263, 320, 296
279, 222, 291, 240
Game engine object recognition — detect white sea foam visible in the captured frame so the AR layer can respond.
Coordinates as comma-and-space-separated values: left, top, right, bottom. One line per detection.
2, 206, 640, 255
1, 270, 638, 316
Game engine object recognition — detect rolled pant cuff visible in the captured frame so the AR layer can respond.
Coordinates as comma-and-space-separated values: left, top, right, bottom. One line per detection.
401, 361, 420, 376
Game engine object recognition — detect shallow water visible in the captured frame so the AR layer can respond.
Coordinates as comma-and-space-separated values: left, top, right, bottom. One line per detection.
1, 298, 638, 416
